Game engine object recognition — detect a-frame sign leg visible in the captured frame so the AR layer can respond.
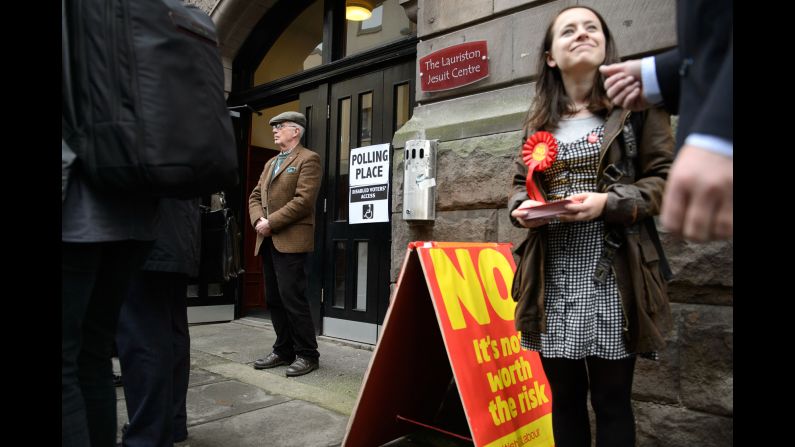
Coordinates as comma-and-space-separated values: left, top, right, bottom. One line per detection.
343, 249, 464, 446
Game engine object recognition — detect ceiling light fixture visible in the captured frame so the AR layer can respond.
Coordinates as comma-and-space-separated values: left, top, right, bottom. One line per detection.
346, 0, 375, 21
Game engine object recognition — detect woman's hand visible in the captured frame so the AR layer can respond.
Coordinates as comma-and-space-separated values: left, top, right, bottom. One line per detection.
512, 199, 553, 228
558, 192, 607, 222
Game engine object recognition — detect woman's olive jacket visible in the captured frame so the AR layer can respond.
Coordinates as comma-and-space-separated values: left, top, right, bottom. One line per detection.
508, 107, 675, 354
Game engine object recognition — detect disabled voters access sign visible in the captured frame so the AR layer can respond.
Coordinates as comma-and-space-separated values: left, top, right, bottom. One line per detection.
343, 242, 554, 447
349, 143, 390, 224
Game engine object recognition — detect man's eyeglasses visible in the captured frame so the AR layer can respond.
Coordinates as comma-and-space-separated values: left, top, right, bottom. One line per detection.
272, 123, 297, 131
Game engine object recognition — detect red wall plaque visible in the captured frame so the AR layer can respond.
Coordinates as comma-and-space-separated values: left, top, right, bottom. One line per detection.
419, 41, 489, 92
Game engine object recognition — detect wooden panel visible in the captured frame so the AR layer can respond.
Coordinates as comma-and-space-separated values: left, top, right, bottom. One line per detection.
242, 145, 279, 313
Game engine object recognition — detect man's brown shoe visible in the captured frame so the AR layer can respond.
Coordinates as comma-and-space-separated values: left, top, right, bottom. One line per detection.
254, 352, 292, 370
285, 357, 319, 377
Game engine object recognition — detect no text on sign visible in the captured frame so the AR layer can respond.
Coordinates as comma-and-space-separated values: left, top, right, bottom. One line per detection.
419, 40, 489, 92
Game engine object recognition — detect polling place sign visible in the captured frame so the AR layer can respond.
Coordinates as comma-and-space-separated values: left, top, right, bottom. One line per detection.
343, 242, 554, 447
349, 143, 390, 224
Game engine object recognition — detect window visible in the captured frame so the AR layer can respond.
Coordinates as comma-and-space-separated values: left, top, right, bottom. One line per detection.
344, 0, 415, 57
358, 5, 383, 35
337, 97, 352, 221
254, 1, 324, 86
253, 0, 417, 85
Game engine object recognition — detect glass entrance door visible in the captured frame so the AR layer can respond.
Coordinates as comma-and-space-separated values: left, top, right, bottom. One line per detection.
305, 61, 413, 344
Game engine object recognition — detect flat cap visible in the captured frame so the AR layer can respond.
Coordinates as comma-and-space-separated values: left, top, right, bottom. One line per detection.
269, 111, 306, 128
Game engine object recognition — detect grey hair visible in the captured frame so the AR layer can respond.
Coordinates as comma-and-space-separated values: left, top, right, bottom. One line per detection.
292, 123, 305, 138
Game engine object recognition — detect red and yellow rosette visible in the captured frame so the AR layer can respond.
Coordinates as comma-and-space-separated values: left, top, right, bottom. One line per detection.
522, 131, 558, 203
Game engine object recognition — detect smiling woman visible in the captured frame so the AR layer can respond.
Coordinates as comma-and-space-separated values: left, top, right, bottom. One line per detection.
508, 6, 675, 447
526, 6, 620, 128
545, 9, 606, 76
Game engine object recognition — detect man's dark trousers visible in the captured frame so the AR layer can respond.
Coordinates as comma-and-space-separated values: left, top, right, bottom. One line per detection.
261, 237, 319, 360
117, 271, 190, 447
62, 241, 151, 447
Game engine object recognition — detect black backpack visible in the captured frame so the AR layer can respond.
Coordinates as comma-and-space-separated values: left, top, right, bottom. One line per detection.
62, 0, 238, 198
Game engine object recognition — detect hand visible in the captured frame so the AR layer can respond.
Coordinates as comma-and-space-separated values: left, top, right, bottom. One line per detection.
661, 145, 733, 242
512, 199, 554, 228
599, 61, 650, 111
558, 193, 606, 222
255, 218, 272, 237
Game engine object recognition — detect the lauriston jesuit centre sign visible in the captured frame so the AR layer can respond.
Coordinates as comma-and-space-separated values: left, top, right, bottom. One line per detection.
419, 40, 489, 92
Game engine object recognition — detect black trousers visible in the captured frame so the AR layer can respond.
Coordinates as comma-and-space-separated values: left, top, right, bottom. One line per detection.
541, 356, 637, 447
261, 238, 319, 360
117, 271, 190, 447
62, 240, 151, 447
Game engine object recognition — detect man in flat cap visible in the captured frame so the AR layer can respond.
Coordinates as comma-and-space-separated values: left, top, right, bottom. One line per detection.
248, 111, 322, 377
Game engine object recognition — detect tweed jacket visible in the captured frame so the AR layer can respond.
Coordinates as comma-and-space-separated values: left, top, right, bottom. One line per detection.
508, 107, 675, 354
248, 145, 322, 255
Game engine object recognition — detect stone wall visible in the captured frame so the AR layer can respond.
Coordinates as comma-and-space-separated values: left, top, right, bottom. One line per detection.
393, 1, 732, 445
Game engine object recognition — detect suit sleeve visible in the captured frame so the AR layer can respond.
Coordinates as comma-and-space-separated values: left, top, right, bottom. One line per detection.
267, 153, 322, 232
690, 34, 732, 143
654, 49, 681, 116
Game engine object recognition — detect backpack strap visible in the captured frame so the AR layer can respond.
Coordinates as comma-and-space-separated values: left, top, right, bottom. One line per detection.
62, 0, 79, 202
645, 217, 673, 281
597, 113, 638, 191
594, 111, 636, 284
594, 110, 673, 284
593, 226, 624, 284
62, 0, 75, 134
625, 111, 672, 281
